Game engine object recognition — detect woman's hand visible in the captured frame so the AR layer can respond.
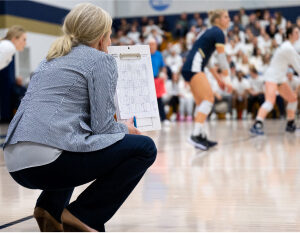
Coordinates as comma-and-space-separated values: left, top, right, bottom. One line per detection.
124, 118, 141, 135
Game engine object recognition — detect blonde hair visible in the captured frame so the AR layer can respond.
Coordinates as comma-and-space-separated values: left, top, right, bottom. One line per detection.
47, 3, 112, 61
2, 25, 26, 40
209, 9, 227, 25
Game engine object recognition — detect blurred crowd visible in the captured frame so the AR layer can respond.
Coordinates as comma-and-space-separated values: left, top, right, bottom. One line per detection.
111, 8, 300, 122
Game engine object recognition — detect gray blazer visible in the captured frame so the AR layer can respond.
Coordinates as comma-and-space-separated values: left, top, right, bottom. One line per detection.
4, 44, 128, 152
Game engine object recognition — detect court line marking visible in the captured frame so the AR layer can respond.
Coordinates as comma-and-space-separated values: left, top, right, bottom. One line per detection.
0, 216, 33, 230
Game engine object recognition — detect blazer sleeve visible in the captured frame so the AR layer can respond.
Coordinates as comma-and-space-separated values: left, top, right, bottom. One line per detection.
88, 54, 128, 134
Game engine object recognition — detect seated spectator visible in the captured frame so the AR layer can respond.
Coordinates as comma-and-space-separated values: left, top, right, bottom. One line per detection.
239, 8, 249, 28
116, 29, 133, 45
146, 28, 163, 46
195, 17, 206, 34
232, 70, 250, 119
206, 67, 233, 120
178, 78, 194, 121
173, 13, 189, 38
119, 18, 131, 34
287, 68, 300, 116
165, 73, 181, 121
236, 53, 250, 75
149, 38, 168, 123
260, 10, 271, 29
249, 47, 263, 73
247, 66, 265, 118
274, 27, 285, 46
229, 14, 243, 31
266, 22, 278, 39
144, 19, 164, 39
189, 13, 201, 29
165, 45, 183, 74
287, 67, 300, 94
246, 13, 260, 37
127, 25, 141, 44
274, 12, 287, 31
261, 53, 271, 74
186, 26, 197, 50
258, 28, 272, 54
157, 15, 169, 32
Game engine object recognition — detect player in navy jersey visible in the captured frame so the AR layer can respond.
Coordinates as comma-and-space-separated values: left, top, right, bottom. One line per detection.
181, 10, 230, 150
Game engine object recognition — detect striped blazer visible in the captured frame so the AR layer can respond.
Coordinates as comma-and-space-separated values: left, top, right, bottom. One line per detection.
4, 44, 128, 152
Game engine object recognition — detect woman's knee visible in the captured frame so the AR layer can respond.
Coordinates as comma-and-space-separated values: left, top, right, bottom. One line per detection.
136, 135, 157, 164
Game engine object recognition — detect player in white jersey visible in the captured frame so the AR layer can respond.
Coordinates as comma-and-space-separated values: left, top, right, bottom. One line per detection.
250, 26, 300, 134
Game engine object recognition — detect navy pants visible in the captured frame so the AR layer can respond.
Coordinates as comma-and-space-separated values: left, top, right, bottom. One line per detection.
10, 134, 157, 231
157, 97, 166, 121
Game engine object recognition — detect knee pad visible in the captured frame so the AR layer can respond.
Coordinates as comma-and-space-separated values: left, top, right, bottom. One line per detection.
287, 101, 298, 111
196, 100, 213, 115
261, 101, 274, 112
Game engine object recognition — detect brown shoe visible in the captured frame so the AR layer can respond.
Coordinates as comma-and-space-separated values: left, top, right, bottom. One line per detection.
33, 207, 63, 232
61, 208, 97, 232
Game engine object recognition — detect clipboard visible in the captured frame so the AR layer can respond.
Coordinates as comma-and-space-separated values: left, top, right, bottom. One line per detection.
108, 45, 161, 132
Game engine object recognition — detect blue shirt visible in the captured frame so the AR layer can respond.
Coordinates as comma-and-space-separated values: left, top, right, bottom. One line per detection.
182, 26, 225, 72
151, 51, 165, 78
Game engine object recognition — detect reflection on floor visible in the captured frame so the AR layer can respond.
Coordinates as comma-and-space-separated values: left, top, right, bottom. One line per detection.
1, 120, 300, 231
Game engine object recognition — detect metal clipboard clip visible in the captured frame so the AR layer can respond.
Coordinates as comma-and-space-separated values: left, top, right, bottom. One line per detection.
120, 53, 141, 60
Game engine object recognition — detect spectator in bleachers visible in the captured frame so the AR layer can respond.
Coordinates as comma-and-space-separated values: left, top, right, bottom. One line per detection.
204, 11, 213, 28
246, 13, 260, 36
232, 70, 250, 119
144, 19, 164, 44
225, 35, 243, 57
127, 25, 141, 44
189, 13, 201, 29
287, 67, 300, 94
157, 15, 169, 32
178, 79, 194, 121
249, 47, 263, 73
149, 38, 168, 123
266, 22, 277, 39
186, 26, 197, 50
141, 16, 149, 27
116, 29, 133, 45
165, 73, 181, 121
165, 45, 183, 75
274, 26, 285, 45
174, 13, 189, 38
146, 28, 163, 46
261, 53, 271, 73
195, 17, 206, 34
258, 28, 272, 55
119, 18, 131, 34
239, 8, 249, 28
236, 53, 250, 75
287, 67, 300, 115
207, 67, 233, 120
247, 66, 265, 118
275, 12, 287, 31
229, 14, 243, 31
260, 10, 271, 29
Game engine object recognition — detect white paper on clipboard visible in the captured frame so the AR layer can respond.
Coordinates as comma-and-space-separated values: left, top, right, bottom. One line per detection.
108, 45, 161, 132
